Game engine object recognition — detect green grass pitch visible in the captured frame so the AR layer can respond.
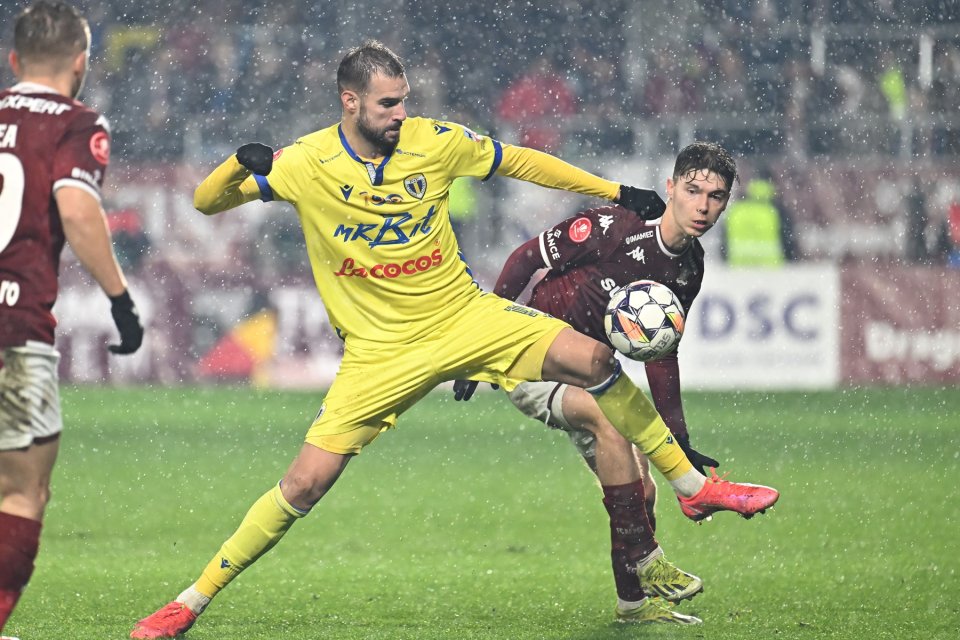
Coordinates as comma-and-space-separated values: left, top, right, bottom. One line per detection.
7, 385, 960, 639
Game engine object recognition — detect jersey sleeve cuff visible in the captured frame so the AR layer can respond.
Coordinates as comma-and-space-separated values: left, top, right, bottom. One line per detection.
537, 231, 553, 268
52, 178, 102, 202
254, 174, 274, 202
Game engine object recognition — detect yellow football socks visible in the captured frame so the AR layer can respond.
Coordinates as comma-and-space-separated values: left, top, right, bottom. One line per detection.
194, 483, 307, 598
591, 370, 693, 481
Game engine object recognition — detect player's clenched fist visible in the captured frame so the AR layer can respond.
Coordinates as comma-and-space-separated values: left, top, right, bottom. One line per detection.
236, 142, 274, 175
615, 185, 666, 220
107, 289, 144, 355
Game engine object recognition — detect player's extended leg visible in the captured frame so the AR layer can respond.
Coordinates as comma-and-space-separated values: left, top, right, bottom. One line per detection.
0, 436, 59, 634
130, 444, 351, 639
540, 329, 693, 483
540, 328, 779, 521
554, 385, 702, 605
634, 450, 658, 533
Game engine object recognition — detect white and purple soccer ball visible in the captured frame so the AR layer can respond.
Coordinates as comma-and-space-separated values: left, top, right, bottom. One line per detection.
604, 280, 686, 362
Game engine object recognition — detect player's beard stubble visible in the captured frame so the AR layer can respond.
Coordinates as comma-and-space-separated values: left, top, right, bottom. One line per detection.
357, 104, 401, 157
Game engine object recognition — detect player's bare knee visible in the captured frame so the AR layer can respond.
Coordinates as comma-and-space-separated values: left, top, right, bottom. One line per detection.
279, 472, 324, 511
0, 488, 47, 520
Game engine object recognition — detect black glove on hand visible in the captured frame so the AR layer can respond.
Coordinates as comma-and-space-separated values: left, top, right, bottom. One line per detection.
615, 186, 667, 220
236, 142, 274, 175
452, 380, 499, 401
108, 289, 144, 355
677, 434, 720, 476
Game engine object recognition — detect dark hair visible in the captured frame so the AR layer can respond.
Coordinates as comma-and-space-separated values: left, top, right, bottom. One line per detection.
336, 40, 405, 94
673, 141, 738, 192
14, 1, 89, 68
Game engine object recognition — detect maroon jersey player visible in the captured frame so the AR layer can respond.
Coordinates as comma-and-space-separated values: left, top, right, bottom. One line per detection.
456, 141, 738, 618
0, 3, 143, 635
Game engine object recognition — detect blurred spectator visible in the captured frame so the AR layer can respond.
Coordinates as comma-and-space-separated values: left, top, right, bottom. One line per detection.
904, 176, 929, 263
878, 51, 909, 121
722, 171, 790, 267
497, 59, 577, 152
936, 201, 960, 268
106, 206, 151, 273
704, 45, 749, 114
783, 56, 811, 159
640, 47, 703, 115
448, 177, 479, 256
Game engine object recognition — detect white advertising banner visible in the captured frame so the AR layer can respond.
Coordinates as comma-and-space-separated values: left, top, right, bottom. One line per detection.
624, 264, 841, 390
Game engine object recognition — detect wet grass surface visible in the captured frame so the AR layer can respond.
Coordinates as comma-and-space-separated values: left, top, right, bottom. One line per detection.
8, 385, 959, 639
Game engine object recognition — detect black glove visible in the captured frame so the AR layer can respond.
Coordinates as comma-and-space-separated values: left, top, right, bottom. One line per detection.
107, 289, 144, 355
677, 434, 720, 476
452, 380, 499, 401
236, 142, 274, 175
615, 186, 666, 220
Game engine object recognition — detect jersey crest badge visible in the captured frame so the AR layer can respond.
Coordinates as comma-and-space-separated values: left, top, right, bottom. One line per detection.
404, 173, 427, 200
569, 217, 592, 243
627, 247, 646, 263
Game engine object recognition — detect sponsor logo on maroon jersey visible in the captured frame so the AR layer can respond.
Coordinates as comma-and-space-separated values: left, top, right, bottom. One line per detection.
89, 131, 109, 164
569, 217, 592, 243
625, 231, 654, 244
333, 248, 443, 279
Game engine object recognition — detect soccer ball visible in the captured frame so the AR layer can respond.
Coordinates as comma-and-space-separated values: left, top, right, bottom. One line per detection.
604, 280, 685, 361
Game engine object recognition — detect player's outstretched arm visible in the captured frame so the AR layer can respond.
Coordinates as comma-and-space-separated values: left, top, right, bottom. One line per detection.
193, 144, 269, 215
495, 146, 665, 219
56, 186, 144, 354
496, 145, 619, 199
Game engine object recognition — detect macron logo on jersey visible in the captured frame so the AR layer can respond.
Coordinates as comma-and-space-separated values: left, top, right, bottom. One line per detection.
433, 123, 451, 135
340, 184, 353, 201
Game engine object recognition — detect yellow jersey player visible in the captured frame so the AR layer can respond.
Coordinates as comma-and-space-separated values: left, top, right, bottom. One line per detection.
131, 41, 777, 637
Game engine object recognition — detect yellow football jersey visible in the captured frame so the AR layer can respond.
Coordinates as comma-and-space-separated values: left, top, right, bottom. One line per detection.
253, 117, 499, 342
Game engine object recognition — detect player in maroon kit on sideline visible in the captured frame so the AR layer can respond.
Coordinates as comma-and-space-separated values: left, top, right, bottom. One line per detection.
455, 142, 753, 623
0, 3, 144, 637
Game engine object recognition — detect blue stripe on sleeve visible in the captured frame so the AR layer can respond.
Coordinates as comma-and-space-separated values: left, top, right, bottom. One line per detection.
254, 174, 274, 202
482, 139, 503, 181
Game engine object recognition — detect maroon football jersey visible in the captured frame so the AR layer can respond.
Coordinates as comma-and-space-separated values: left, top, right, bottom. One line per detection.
527, 205, 705, 349
0, 82, 110, 348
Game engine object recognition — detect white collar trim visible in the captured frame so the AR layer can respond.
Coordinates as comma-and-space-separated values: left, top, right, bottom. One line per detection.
10, 81, 61, 95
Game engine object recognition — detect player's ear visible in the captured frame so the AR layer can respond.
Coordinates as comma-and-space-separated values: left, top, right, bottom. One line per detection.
72, 50, 87, 76
341, 88, 360, 114
9, 50, 22, 78
665, 177, 675, 200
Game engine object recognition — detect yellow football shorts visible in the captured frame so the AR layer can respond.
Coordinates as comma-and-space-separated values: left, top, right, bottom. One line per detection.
305, 291, 568, 454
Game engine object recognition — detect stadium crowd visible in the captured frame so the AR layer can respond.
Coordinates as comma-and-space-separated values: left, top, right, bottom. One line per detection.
3, 0, 959, 292
2, 0, 957, 161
